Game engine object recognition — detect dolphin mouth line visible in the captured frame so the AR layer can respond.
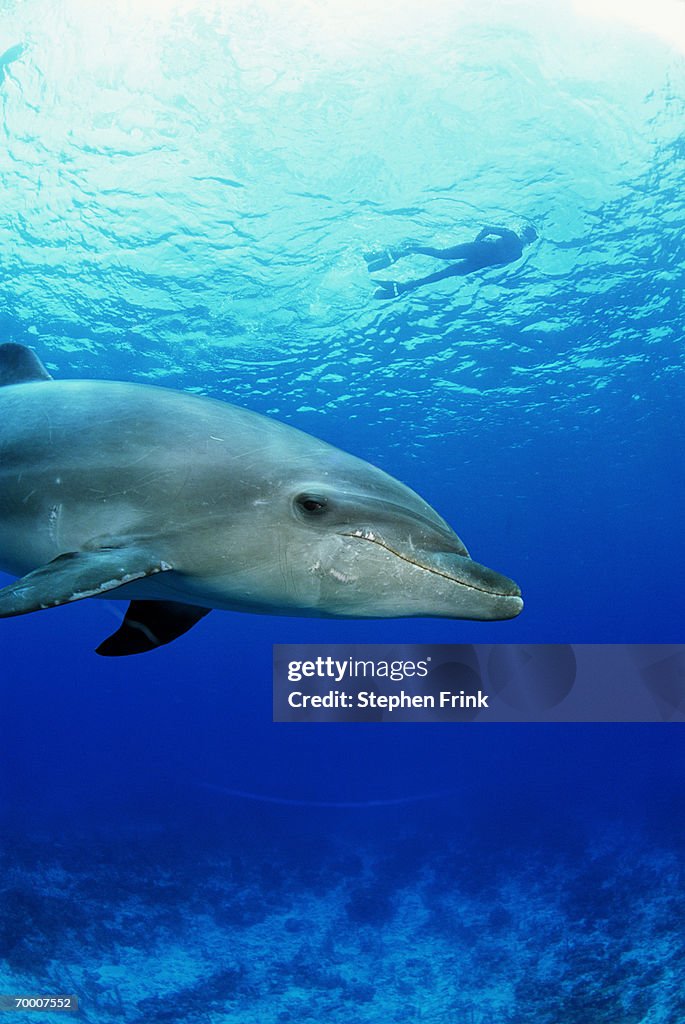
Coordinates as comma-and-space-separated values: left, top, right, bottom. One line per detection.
340, 531, 519, 599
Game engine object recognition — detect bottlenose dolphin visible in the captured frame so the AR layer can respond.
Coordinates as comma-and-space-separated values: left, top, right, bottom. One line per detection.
0, 344, 522, 655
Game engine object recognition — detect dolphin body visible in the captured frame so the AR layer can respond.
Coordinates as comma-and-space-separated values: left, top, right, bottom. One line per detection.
0, 344, 522, 655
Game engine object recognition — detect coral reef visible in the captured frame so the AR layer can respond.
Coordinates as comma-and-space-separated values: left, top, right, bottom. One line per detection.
0, 823, 683, 1023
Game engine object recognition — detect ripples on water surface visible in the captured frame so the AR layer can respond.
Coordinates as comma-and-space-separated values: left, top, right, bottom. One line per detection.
3, 5, 683, 642
0, 4, 683, 613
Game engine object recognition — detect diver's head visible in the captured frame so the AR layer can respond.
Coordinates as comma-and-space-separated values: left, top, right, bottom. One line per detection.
521, 224, 538, 244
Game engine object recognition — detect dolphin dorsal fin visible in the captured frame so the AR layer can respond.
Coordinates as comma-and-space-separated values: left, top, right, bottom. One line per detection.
0, 343, 53, 386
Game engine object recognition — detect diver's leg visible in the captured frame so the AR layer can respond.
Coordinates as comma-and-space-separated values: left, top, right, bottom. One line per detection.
410, 242, 475, 260
407, 262, 475, 286
372, 261, 473, 299
367, 243, 469, 264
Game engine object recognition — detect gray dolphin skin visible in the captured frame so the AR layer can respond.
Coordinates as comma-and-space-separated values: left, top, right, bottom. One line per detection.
0, 343, 522, 655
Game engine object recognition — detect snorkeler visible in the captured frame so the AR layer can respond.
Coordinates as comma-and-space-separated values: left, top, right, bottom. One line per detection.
365, 224, 537, 299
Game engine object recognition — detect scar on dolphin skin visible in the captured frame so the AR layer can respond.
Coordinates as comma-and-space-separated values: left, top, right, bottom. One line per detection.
0, 343, 522, 655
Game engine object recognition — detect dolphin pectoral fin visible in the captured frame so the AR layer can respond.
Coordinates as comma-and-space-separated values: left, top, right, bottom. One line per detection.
96, 601, 211, 657
0, 550, 174, 617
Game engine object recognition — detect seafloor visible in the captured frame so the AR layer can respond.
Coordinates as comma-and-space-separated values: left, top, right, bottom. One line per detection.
1, 808, 684, 1024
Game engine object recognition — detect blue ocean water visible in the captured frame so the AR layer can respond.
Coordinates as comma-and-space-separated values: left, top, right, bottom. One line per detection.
1, 2, 684, 1021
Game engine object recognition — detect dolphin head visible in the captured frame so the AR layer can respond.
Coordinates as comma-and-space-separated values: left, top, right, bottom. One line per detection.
213, 449, 523, 622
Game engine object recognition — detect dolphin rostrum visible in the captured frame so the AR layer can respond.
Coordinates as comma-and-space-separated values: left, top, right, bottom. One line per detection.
0, 344, 522, 655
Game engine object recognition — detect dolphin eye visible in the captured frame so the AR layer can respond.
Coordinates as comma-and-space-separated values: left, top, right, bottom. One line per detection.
295, 493, 329, 516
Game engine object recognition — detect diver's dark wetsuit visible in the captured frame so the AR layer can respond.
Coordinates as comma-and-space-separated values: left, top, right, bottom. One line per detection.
366, 225, 536, 299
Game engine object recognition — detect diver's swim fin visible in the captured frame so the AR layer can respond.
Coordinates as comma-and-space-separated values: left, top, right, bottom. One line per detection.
373, 280, 402, 300
364, 250, 397, 272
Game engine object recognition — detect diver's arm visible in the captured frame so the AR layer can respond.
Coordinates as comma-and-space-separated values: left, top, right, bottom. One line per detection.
475, 226, 517, 242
